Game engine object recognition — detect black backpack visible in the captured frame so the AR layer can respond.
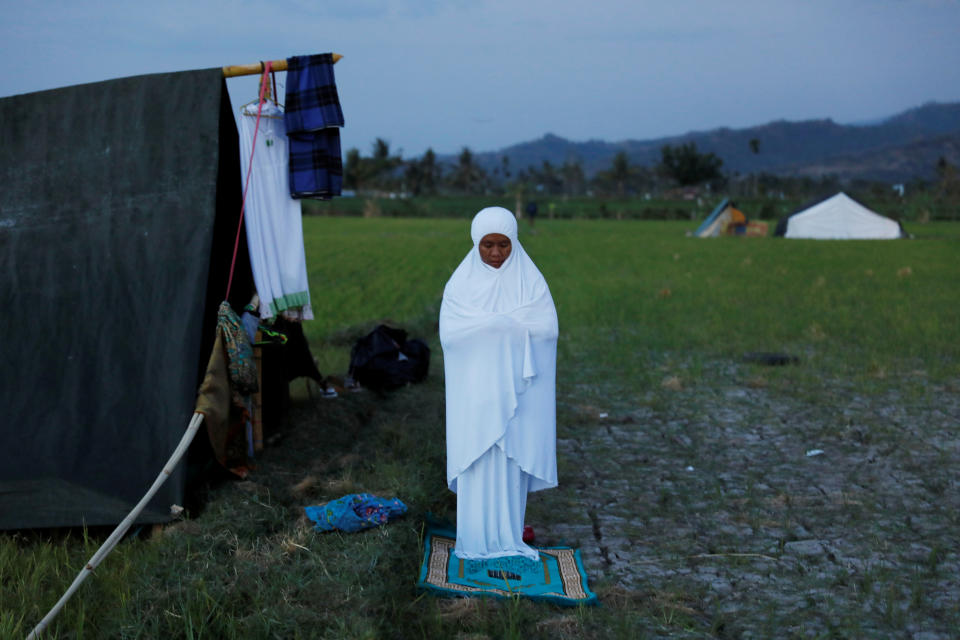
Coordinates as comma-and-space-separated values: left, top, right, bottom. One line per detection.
348, 324, 430, 392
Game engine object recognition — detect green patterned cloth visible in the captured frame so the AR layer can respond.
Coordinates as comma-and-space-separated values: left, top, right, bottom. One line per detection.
217, 301, 258, 396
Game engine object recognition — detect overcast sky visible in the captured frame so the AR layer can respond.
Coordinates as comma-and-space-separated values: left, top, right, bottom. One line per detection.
3, 0, 959, 158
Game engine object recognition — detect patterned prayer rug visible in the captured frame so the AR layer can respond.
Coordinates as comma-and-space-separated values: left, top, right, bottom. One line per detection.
416, 526, 598, 606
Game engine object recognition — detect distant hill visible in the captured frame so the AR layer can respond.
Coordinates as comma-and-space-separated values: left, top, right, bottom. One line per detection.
448, 102, 960, 183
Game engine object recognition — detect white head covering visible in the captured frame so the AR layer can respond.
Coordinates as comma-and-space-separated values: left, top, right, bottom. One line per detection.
470, 204, 518, 245
440, 207, 558, 492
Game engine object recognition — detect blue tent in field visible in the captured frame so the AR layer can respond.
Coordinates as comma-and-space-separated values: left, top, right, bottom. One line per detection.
694, 199, 748, 237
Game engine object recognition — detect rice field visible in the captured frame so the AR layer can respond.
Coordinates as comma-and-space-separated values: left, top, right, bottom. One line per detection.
302, 217, 960, 386
3, 217, 959, 639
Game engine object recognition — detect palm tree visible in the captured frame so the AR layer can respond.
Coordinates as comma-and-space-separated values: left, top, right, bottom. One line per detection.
611, 151, 630, 197
749, 138, 761, 196
561, 159, 585, 197
449, 147, 487, 194
405, 148, 441, 196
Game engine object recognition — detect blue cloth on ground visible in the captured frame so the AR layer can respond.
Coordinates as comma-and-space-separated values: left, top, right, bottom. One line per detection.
305, 493, 407, 533
284, 53, 344, 200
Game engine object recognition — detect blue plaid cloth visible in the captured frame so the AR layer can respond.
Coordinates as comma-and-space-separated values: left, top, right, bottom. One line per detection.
284, 53, 344, 199
288, 129, 343, 200
284, 53, 344, 131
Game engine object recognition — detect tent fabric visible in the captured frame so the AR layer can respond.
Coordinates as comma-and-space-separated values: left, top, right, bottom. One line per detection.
694, 198, 748, 237
775, 192, 905, 239
0, 69, 252, 529
695, 198, 730, 236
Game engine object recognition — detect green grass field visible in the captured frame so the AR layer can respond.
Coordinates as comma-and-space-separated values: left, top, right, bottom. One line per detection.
302, 194, 722, 221
302, 217, 959, 386
302, 192, 954, 223
4, 218, 959, 638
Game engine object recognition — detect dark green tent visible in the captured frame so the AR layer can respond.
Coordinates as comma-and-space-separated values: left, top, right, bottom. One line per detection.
0, 69, 255, 529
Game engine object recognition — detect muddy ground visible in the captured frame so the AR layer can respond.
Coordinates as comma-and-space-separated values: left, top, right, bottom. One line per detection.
529, 361, 960, 638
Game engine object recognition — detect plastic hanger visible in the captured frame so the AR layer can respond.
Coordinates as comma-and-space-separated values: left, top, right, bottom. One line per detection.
240, 68, 283, 118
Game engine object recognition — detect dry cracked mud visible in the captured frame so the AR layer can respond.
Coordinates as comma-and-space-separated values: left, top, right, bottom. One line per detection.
529, 361, 960, 638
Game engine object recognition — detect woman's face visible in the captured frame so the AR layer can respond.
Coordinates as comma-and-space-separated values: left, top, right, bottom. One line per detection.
478, 233, 512, 268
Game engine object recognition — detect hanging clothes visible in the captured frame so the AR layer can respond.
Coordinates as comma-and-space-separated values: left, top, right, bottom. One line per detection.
195, 302, 262, 477
284, 53, 344, 200
237, 101, 313, 321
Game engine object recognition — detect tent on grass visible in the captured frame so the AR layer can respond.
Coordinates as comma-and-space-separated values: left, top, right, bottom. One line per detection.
0, 67, 321, 530
694, 198, 767, 237
774, 192, 906, 239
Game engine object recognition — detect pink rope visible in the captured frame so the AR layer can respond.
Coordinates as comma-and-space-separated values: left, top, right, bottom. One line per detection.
226, 61, 273, 301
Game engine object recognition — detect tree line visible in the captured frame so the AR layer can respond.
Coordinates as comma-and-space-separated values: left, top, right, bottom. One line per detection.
344, 139, 725, 198
343, 138, 960, 216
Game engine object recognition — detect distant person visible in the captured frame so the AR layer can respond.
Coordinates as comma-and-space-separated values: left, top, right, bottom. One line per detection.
440, 206, 558, 561
525, 200, 539, 227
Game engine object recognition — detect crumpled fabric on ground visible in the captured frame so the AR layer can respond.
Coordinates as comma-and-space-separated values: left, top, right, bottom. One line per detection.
305, 493, 407, 533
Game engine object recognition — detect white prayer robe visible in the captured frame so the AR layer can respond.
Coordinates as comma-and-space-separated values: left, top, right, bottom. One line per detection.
440, 207, 558, 561
237, 102, 314, 321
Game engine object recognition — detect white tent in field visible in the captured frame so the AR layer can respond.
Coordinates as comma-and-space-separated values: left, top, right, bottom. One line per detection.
774, 192, 906, 239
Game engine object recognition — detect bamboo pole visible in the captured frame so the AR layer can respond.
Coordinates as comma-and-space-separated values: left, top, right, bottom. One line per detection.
26, 413, 206, 640
222, 54, 342, 78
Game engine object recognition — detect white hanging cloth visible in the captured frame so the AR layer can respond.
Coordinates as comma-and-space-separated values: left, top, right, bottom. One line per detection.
237, 102, 313, 321
440, 206, 558, 561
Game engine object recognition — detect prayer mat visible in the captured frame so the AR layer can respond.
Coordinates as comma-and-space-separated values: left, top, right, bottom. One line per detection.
416, 526, 597, 606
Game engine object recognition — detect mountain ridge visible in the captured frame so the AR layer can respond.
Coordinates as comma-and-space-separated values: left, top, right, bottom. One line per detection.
446, 101, 960, 183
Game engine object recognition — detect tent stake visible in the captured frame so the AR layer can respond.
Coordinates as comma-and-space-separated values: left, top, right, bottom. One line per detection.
223, 54, 342, 77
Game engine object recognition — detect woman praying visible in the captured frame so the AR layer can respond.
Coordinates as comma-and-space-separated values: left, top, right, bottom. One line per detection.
439, 206, 558, 562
